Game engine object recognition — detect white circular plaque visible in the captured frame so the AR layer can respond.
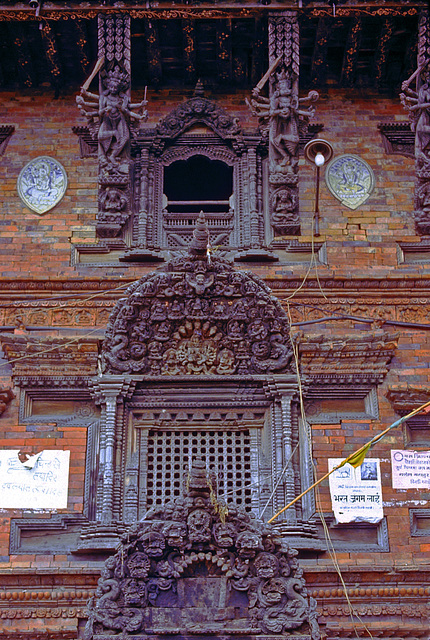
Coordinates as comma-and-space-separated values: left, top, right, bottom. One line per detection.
325, 154, 375, 210
17, 156, 67, 215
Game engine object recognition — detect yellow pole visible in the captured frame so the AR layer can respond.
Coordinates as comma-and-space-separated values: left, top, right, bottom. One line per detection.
267, 398, 430, 524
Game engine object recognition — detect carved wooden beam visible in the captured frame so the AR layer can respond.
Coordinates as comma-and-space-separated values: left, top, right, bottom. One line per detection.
374, 17, 394, 88
298, 332, 399, 385
8, 21, 34, 87
39, 19, 63, 91
216, 18, 232, 84
386, 386, 430, 415
74, 17, 92, 78
251, 15, 267, 87
232, 19, 248, 85
340, 16, 362, 87
183, 18, 196, 85
0, 335, 101, 379
310, 17, 331, 86
145, 18, 162, 85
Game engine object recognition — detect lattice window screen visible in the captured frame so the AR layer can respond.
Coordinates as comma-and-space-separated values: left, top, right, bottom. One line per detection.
146, 429, 252, 509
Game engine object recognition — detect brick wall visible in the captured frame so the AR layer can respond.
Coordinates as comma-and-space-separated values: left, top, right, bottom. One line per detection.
1, 85, 430, 638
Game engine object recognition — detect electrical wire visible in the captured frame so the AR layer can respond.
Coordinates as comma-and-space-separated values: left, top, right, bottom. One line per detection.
286, 299, 376, 639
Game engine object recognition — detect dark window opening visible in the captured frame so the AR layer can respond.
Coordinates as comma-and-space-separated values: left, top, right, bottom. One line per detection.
164, 155, 233, 216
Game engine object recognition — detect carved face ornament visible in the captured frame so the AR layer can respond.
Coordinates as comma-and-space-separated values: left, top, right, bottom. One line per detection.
254, 552, 279, 579
140, 531, 166, 558
236, 530, 263, 559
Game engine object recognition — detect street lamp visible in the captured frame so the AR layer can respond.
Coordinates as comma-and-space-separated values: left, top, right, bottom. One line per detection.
304, 138, 333, 236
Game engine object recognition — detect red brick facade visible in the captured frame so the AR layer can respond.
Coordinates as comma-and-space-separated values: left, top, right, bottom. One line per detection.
0, 11, 429, 640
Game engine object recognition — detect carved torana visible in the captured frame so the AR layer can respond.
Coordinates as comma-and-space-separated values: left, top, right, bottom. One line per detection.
83, 459, 320, 640
154, 80, 241, 152
102, 214, 293, 376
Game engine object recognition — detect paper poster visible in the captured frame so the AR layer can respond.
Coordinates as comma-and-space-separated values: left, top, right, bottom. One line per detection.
328, 458, 383, 524
0, 450, 70, 509
391, 450, 430, 489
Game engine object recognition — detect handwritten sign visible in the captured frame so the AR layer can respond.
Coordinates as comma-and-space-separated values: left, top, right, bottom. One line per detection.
0, 450, 70, 509
391, 450, 430, 489
328, 458, 383, 524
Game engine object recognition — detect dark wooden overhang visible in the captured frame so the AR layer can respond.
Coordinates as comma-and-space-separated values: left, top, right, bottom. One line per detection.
0, 2, 423, 95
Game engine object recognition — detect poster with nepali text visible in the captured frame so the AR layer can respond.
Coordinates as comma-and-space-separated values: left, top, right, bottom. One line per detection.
328, 458, 383, 524
0, 450, 70, 509
391, 450, 430, 489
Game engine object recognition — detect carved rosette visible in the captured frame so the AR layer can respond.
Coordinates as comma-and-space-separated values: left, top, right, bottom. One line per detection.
83, 460, 320, 640
102, 251, 293, 376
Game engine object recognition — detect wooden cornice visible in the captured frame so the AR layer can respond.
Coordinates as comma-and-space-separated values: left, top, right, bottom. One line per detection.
0, 2, 425, 21
2, 276, 430, 296
297, 331, 399, 385
0, 335, 100, 378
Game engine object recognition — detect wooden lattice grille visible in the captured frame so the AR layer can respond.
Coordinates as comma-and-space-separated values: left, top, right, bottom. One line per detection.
146, 429, 252, 509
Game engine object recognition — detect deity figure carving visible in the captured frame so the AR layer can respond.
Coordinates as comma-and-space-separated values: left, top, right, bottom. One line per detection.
401, 62, 430, 168
187, 508, 212, 543
247, 51, 318, 236
249, 69, 318, 180
99, 187, 128, 213
77, 65, 147, 174
271, 187, 299, 232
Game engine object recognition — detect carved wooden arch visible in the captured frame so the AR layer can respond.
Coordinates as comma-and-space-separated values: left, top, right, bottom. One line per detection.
101, 247, 292, 376
161, 143, 237, 167
152, 89, 243, 155
83, 460, 320, 640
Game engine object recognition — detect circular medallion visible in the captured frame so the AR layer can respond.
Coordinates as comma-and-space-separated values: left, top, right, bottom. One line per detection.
17, 156, 67, 214
325, 154, 375, 210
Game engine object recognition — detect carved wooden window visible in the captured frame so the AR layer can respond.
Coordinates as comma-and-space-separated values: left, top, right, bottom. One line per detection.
143, 428, 252, 514
161, 151, 235, 249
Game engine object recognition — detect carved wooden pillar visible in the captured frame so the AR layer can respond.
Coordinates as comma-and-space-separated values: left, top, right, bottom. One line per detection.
403, 10, 430, 235
76, 15, 148, 241
268, 11, 300, 237
248, 147, 260, 248
96, 14, 133, 238
91, 378, 135, 524
265, 379, 298, 523
280, 392, 297, 524
136, 146, 150, 248
263, 11, 318, 237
